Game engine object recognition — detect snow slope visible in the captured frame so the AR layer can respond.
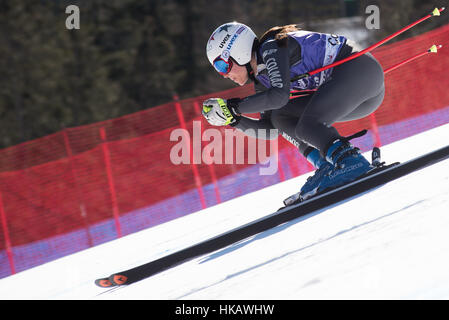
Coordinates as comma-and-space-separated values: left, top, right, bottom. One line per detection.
1, 123, 449, 300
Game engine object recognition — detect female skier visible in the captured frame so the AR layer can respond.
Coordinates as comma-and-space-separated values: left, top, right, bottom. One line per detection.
202, 22, 385, 201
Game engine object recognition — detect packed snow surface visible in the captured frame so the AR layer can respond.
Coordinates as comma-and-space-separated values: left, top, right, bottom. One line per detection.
1, 123, 449, 300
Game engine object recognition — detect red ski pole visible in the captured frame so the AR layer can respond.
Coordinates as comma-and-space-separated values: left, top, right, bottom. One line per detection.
384, 44, 442, 74
289, 45, 443, 99
291, 7, 445, 82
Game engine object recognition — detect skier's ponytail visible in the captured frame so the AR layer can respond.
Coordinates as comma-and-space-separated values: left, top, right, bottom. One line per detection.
259, 24, 300, 47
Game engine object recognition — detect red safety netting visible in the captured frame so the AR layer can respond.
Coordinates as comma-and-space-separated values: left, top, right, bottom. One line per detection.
1, 23, 449, 275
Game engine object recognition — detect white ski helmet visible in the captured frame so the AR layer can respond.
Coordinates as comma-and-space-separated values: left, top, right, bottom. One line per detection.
206, 22, 257, 68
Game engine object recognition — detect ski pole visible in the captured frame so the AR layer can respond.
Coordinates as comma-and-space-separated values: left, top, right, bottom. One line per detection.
383, 44, 442, 74
289, 44, 443, 100
291, 7, 445, 82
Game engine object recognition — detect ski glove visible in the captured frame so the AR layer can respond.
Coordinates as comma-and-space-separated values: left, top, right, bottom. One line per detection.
202, 98, 240, 126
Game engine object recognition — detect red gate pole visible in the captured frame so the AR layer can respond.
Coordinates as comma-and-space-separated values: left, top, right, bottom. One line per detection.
369, 113, 382, 148
0, 192, 15, 275
174, 96, 207, 209
272, 139, 285, 182
286, 146, 302, 178
63, 129, 93, 247
193, 101, 222, 204
100, 127, 122, 238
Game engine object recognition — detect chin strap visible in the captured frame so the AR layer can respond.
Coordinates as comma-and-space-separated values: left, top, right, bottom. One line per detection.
245, 63, 257, 83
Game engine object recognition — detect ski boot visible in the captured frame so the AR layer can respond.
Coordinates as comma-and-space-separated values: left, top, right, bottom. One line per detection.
282, 149, 333, 207
316, 138, 372, 194
281, 130, 372, 208
299, 149, 334, 201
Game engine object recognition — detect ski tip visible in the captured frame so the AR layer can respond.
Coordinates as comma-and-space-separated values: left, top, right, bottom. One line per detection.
95, 273, 129, 288
95, 278, 115, 288
110, 274, 129, 286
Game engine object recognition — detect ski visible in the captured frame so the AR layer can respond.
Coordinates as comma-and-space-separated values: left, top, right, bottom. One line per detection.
95, 143, 449, 288
94, 277, 115, 288
95, 274, 128, 288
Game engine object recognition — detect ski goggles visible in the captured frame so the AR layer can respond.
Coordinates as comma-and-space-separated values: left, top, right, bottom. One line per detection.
213, 56, 233, 75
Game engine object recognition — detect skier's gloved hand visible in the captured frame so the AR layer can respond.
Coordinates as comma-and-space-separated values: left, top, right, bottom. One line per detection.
202, 98, 241, 126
